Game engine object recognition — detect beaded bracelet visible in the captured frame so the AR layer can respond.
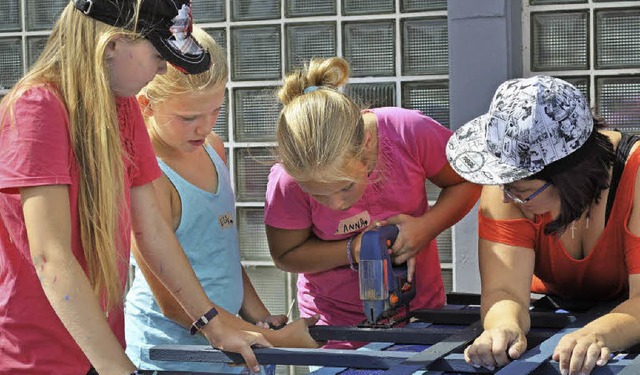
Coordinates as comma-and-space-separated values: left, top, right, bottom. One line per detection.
346, 236, 358, 272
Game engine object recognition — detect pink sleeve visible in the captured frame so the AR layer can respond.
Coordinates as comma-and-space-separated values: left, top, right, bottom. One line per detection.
393, 109, 453, 178
264, 163, 312, 229
122, 97, 161, 186
0, 87, 72, 194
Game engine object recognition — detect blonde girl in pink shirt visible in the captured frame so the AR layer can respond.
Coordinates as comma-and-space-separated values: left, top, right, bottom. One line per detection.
264, 57, 481, 348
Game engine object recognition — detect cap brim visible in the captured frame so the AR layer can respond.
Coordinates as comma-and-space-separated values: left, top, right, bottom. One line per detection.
446, 114, 538, 185
147, 32, 211, 75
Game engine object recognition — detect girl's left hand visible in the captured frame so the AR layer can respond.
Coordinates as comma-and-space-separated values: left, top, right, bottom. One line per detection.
552, 329, 611, 375
382, 214, 433, 264
256, 314, 289, 329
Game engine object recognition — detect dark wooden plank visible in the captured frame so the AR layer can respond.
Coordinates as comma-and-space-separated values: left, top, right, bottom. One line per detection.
445, 292, 482, 306
411, 309, 575, 329
308, 323, 555, 347
380, 321, 483, 374
150, 345, 414, 369
308, 324, 452, 344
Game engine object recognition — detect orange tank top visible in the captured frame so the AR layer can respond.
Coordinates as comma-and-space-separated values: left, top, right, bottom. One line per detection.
479, 147, 640, 300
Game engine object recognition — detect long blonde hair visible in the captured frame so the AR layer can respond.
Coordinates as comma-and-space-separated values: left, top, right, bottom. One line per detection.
0, 2, 144, 310
276, 57, 366, 184
140, 27, 227, 114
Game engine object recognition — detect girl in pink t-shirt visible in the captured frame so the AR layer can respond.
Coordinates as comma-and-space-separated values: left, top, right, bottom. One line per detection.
264, 57, 482, 348
0, 1, 269, 374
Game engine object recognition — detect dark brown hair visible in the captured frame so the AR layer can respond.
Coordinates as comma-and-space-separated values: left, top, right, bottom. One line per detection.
528, 116, 614, 235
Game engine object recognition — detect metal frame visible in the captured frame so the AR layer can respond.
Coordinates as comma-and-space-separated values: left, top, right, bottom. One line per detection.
149, 294, 640, 374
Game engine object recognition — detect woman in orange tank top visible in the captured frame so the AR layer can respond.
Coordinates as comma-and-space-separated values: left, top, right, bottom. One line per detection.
446, 75, 640, 375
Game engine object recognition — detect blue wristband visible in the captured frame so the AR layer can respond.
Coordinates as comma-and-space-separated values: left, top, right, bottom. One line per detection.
346, 236, 358, 271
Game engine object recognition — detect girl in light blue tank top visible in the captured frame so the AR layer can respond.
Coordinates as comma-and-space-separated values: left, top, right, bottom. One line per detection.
124, 27, 318, 374
125, 145, 250, 373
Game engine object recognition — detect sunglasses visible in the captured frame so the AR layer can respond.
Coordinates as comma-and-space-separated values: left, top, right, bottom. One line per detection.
500, 182, 551, 205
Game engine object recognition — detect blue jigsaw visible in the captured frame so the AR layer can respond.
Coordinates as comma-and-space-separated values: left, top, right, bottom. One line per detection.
358, 225, 416, 327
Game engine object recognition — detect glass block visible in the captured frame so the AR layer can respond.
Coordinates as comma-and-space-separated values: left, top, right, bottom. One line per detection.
530, 0, 586, 4
531, 11, 589, 71
343, 21, 395, 77
596, 76, 640, 132
233, 87, 281, 142
243, 266, 288, 315
0, 0, 21, 31
0, 37, 23, 90
27, 36, 49, 68
557, 76, 590, 103
437, 228, 452, 263
402, 17, 448, 75
213, 91, 228, 142
286, 0, 336, 17
204, 28, 227, 54
237, 207, 272, 261
343, 0, 394, 16
26, 0, 67, 31
442, 268, 453, 293
285, 23, 337, 72
425, 180, 442, 201
191, 0, 225, 23
232, 0, 280, 21
345, 82, 396, 108
231, 26, 281, 81
234, 147, 278, 202
595, 9, 640, 69
402, 0, 447, 12
401, 80, 450, 128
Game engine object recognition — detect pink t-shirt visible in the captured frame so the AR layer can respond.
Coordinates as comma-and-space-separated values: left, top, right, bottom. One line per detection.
265, 107, 450, 347
0, 86, 161, 374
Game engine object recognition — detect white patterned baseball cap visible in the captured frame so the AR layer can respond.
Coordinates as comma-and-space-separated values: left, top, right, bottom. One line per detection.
446, 76, 593, 185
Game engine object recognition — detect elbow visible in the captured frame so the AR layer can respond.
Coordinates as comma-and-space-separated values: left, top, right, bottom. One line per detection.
271, 254, 298, 273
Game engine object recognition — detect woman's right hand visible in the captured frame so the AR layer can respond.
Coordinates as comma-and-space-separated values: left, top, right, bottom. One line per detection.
463, 326, 527, 371
202, 316, 273, 373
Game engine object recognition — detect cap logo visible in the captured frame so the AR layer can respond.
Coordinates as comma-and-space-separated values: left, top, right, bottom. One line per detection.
453, 151, 484, 173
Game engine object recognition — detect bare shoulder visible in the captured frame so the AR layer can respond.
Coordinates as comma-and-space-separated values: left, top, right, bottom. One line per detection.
630, 158, 640, 236
479, 185, 527, 220
206, 131, 226, 164
151, 172, 174, 200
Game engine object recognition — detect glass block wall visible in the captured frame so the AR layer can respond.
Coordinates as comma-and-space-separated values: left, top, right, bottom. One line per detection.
523, 0, 640, 132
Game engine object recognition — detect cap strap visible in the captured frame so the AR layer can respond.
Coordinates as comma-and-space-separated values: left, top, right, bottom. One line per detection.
72, 0, 93, 15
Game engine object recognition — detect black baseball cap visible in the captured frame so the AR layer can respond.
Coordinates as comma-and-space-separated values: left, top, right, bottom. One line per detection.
72, 0, 211, 74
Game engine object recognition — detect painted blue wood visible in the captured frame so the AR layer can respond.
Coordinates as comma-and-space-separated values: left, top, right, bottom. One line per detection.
380, 321, 483, 375
613, 353, 640, 375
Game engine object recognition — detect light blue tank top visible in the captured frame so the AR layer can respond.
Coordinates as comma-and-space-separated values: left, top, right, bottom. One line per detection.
125, 145, 245, 372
